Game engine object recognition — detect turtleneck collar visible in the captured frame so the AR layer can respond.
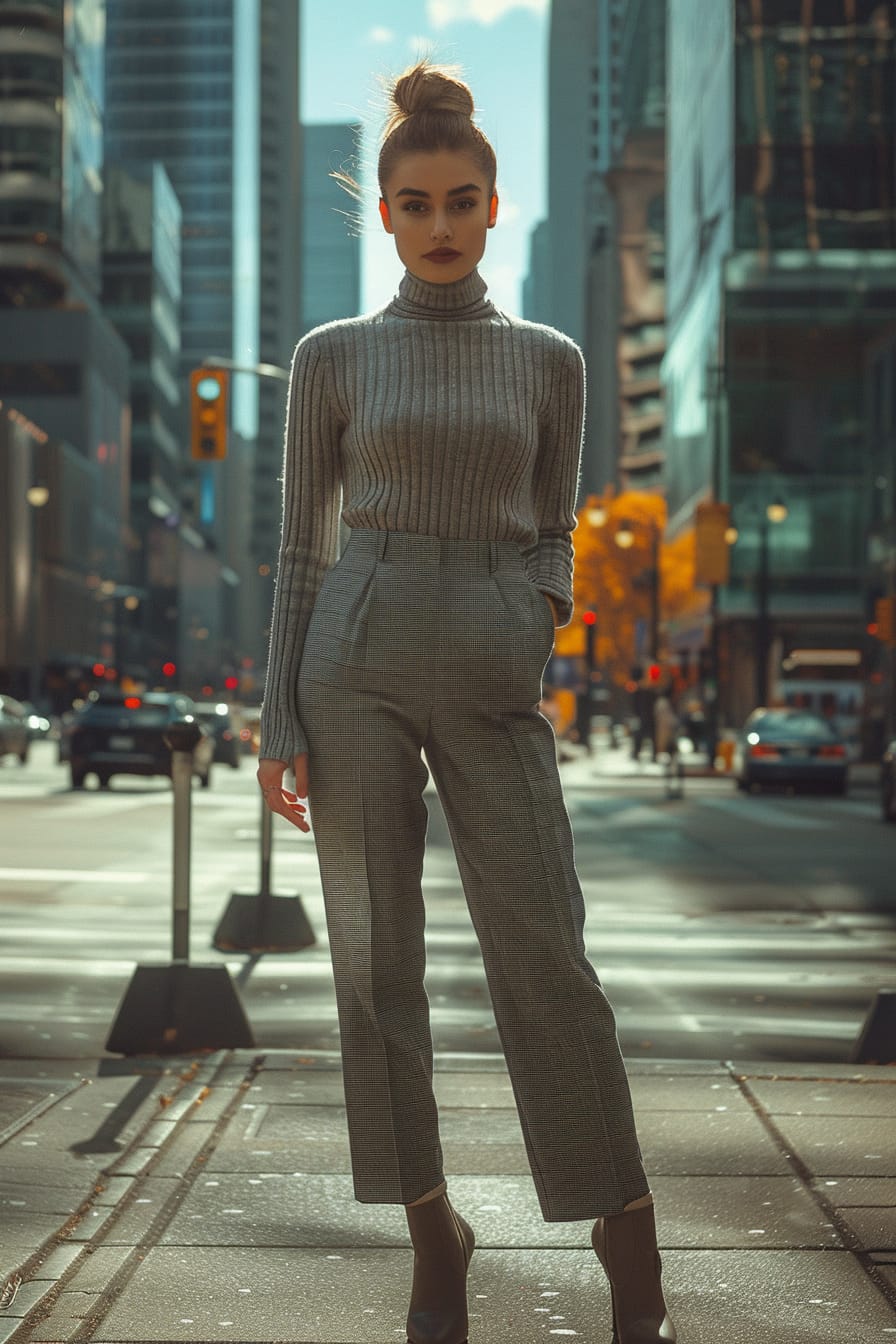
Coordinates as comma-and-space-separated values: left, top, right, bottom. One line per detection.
387, 266, 495, 321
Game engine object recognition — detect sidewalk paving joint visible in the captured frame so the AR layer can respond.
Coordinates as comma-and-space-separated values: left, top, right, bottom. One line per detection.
730, 1063, 896, 1318
2, 1050, 255, 1344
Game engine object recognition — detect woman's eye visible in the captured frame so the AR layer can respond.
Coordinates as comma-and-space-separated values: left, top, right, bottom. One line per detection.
402, 199, 477, 213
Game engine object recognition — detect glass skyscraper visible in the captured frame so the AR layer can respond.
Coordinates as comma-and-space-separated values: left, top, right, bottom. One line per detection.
665, 0, 896, 740
0, 0, 132, 700
104, 0, 302, 673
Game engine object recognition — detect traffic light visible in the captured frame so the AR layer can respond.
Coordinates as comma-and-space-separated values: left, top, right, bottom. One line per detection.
875, 596, 896, 645
582, 609, 597, 672
190, 368, 229, 460
695, 500, 732, 586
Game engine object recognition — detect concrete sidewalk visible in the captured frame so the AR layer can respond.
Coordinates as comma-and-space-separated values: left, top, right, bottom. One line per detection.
2, 1050, 895, 1343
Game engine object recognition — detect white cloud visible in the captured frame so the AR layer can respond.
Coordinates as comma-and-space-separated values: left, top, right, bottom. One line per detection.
367, 26, 395, 44
427, 0, 548, 29
494, 189, 520, 225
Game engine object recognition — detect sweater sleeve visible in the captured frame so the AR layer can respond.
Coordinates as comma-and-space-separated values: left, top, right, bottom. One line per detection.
258, 332, 343, 763
521, 334, 585, 627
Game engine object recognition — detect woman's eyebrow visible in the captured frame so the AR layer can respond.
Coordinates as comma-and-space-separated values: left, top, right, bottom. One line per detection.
394, 183, 482, 199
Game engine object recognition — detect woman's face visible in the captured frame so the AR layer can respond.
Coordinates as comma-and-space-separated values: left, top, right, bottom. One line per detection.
380, 150, 498, 284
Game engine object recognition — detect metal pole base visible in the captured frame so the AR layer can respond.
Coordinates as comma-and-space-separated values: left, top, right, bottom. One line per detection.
850, 989, 896, 1064
212, 891, 316, 953
106, 963, 254, 1055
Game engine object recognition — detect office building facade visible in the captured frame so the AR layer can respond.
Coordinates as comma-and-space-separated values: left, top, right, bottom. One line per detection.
102, 161, 184, 678
0, 0, 133, 703
664, 0, 896, 741
300, 122, 362, 337
104, 0, 302, 683
605, 0, 666, 492
523, 0, 627, 495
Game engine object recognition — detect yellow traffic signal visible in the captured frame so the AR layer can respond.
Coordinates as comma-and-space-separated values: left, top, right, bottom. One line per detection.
875, 596, 896, 645
190, 368, 229, 460
694, 500, 732, 587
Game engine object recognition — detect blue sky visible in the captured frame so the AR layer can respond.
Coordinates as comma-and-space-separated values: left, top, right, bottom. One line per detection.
300, 0, 549, 314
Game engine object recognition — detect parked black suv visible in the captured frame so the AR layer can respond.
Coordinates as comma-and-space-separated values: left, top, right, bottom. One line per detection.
69, 690, 214, 789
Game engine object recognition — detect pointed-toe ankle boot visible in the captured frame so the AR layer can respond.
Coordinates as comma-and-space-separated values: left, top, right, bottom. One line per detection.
405, 1192, 475, 1344
591, 1200, 676, 1344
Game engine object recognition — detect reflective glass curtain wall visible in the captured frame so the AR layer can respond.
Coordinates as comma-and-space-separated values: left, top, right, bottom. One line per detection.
105, 1, 237, 397
725, 1, 896, 622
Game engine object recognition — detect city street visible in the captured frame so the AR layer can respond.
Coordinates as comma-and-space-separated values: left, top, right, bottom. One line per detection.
0, 738, 892, 1065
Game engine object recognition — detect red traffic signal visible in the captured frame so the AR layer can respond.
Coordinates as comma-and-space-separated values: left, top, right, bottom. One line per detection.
162, 661, 177, 678
224, 675, 239, 691
582, 610, 597, 626
647, 663, 662, 683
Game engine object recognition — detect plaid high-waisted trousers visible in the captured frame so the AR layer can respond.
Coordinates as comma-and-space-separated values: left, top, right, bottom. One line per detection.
298, 528, 651, 1221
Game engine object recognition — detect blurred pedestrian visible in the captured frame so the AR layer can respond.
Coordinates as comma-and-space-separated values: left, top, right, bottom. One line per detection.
255, 58, 675, 1344
681, 696, 705, 752
631, 680, 655, 761
653, 693, 681, 761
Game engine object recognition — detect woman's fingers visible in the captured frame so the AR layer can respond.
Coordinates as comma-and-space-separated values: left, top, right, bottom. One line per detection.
256, 755, 311, 831
265, 786, 311, 832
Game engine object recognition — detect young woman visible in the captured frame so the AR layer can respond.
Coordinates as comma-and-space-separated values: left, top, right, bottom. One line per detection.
256, 59, 676, 1344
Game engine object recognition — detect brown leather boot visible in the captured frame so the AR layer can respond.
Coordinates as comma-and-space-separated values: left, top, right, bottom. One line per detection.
405, 1191, 475, 1344
591, 1200, 676, 1343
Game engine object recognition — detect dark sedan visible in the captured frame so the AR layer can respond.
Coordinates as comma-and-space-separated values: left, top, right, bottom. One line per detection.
69, 691, 214, 789
192, 702, 242, 769
883, 740, 896, 823
734, 707, 849, 795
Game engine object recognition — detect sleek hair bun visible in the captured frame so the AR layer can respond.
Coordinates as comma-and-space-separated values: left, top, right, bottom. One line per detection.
387, 62, 475, 131
377, 58, 497, 200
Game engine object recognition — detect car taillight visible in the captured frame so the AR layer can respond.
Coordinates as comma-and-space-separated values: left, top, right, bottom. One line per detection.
817, 744, 846, 758
749, 744, 781, 758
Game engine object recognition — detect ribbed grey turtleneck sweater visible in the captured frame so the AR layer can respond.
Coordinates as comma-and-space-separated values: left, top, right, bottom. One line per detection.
259, 265, 586, 763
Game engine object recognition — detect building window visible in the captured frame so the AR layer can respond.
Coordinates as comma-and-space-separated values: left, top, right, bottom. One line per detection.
0, 362, 82, 395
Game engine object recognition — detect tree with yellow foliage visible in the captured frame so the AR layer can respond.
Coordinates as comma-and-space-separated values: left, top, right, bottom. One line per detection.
555, 489, 689, 689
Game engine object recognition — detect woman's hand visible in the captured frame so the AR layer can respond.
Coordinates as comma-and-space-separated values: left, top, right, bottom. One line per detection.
256, 754, 311, 833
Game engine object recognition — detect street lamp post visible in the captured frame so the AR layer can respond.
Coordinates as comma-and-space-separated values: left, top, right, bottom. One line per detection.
615, 515, 662, 662
648, 520, 661, 661
756, 514, 771, 707
753, 499, 788, 707
26, 485, 50, 705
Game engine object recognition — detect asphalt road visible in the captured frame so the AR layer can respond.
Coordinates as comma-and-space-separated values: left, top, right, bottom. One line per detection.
0, 738, 893, 1064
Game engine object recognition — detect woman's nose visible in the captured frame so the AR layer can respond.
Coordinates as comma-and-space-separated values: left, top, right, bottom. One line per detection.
430, 211, 452, 240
